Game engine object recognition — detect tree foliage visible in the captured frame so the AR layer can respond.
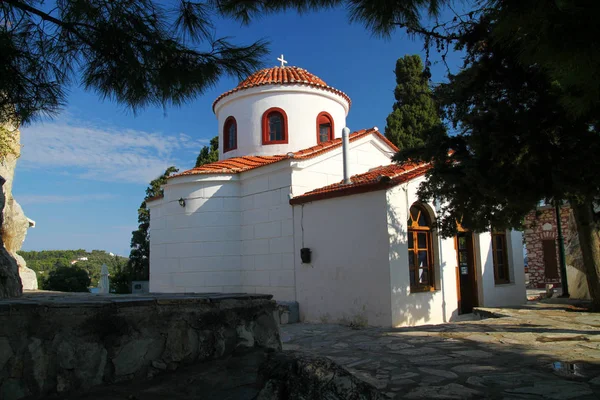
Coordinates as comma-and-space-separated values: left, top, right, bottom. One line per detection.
195, 136, 219, 167
0, 0, 268, 125
218, 0, 600, 117
125, 166, 178, 292
384, 55, 440, 150
394, 11, 600, 306
19, 249, 127, 288
41, 265, 91, 292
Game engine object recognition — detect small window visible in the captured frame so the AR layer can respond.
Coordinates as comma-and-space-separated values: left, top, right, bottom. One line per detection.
492, 230, 510, 284
262, 108, 288, 144
316, 112, 334, 143
223, 117, 237, 152
407, 204, 435, 292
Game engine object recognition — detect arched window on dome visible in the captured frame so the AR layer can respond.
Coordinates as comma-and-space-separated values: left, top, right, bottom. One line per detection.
407, 203, 435, 292
223, 117, 237, 153
316, 112, 334, 144
262, 108, 288, 145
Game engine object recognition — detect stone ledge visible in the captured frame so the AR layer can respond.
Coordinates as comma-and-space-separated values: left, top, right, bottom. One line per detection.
0, 292, 281, 400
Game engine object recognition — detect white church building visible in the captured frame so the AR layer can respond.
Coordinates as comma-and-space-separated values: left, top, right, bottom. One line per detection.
147, 59, 526, 327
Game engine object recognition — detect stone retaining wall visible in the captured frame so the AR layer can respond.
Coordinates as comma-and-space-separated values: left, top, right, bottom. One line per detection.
0, 292, 281, 400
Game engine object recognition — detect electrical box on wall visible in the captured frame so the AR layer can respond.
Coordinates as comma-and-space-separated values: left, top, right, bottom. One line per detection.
300, 248, 312, 264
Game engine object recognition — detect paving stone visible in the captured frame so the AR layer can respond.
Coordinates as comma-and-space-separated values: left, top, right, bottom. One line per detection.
418, 367, 459, 379
390, 378, 416, 386
504, 381, 593, 399
450, 364, 502, 373
452, 349, 494, 358
405, 383, 483, 399
392, 372, 420, 380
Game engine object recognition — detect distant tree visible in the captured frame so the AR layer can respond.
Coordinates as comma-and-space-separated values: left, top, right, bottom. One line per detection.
126, 166, 179, 289
195, 136, 219, 167
384, 55, 440, 150
0, 0, 268, 125
42, 266, 91, 292
109, 263, 132, 294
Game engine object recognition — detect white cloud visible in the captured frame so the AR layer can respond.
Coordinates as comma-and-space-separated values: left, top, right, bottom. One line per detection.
19, 193, 119, 205
19, 118, 207, 183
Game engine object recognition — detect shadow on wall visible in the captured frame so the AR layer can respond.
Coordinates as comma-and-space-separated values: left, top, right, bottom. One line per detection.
387, 200, 434, 327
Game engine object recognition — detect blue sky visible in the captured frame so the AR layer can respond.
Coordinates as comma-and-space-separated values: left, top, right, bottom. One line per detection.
16, 6, 464, 256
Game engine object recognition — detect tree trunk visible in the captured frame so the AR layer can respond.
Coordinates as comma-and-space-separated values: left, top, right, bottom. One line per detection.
571, 198, 600, 309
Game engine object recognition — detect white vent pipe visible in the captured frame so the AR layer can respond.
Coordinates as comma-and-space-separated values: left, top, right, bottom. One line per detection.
342, 127, 351, 184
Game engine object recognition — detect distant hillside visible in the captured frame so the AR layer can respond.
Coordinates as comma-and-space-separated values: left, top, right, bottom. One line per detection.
18, 249, 128, 287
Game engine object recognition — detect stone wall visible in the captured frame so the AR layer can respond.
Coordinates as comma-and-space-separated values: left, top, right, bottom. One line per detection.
0, 292, 281, 400
523, 205, 571, 288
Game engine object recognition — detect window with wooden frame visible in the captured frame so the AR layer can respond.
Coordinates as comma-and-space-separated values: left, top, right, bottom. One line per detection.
223, 116, 237, 152
262, 107, 288, 144
407, 204, 435, 292
492, 230, 510, 284
316, 112, 334, 143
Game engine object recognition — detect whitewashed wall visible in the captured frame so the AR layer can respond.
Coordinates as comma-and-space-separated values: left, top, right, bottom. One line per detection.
476, 230, 527, 307
292, 191, 393, 326
386, 179, 459, 327
148, 177, 241, 293
214, 86, 349, 159
291, 137, 393, 196
239, 165, 296, 301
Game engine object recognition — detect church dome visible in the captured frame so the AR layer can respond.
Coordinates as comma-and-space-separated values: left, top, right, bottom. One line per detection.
213, 60, 351, 160
212, 66, 351, 111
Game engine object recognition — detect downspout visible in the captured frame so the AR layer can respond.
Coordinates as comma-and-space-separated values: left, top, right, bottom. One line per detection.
435, 198, 447, 322
342, 127, 351, 184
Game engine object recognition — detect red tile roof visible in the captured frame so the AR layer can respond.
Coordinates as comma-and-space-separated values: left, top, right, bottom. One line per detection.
170, 128, 397, 178
289, 162, 431, 205
213, 66, 351, 111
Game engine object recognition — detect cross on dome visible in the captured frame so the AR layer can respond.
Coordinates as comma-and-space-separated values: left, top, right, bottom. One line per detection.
277, 54, 288, 67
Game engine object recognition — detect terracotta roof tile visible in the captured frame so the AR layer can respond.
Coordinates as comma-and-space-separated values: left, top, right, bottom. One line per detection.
170, 128, 397, 178
289, 162, 431, 205
213, 66, 351, 111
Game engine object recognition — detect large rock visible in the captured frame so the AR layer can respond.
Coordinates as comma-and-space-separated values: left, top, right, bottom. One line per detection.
565, 211, 591, 299
0, 176, 21, 298
0, 123, 35, 296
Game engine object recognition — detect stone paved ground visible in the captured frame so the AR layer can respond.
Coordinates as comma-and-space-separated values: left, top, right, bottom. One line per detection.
281, 302, 600, 399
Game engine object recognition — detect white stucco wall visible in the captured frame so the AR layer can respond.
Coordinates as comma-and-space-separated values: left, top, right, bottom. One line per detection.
239, 164, 296, 301
476, 230, 527, 307
385, 180, 459, 327
214, 85, 349, 159
148, 176, 241, 293
293, 191, 393, 326
291, 136, 393, 196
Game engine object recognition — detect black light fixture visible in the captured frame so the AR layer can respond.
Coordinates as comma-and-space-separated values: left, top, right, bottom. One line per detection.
178, 197, 186, 207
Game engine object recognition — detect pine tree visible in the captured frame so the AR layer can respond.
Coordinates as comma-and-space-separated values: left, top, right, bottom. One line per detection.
195, 136, 219, 167
384, 55, 440, 150
394, 14, 600, 308
0, 1, 267, 125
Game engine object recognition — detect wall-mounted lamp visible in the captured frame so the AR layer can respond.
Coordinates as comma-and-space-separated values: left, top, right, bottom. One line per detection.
178, 197, 186, 207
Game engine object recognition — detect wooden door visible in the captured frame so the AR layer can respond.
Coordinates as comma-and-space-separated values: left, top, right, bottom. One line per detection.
542, 239, 559, 279
456, 232, 478, 314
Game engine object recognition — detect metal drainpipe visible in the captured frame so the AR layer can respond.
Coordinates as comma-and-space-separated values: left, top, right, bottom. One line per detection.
555, 201, 570, 297
342, 127, 351, 184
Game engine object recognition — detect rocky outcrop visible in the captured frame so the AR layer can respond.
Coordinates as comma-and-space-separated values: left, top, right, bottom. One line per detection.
0, 123, 36, 295
257, 352, 384, 400
0, 176, 21, 298
565, 211, 591, 299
